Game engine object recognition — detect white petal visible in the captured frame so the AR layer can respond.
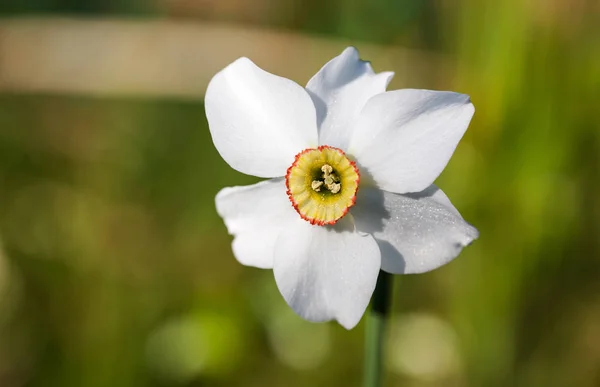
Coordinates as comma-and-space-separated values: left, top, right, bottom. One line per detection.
206, 58, 318, 178
273, 216, 381, 329
352, 186, 478, 274
348, 89, 474, 193
306, 47, 393, 150
216, 178, 298, 269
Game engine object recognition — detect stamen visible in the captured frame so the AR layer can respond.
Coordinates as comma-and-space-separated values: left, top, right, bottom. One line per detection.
329, 183, 341, 194
311, 180, 323, 192
314, 163, 342, 193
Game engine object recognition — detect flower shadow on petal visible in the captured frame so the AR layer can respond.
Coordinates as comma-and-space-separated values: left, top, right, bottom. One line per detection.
353, 164, 450, 274
375, 240, 406, 273
351, 164, 389, 235
325, 213, 355, 234
404, 184, 443, 201
306, 89, 327, 132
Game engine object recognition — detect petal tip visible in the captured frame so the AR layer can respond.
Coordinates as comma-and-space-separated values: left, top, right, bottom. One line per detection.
341, 46, 360, 58
337, 315, 361, 330
458, 93, 475, 114
340, 46, 379, 76
467, 98, 475, 114
380, 71, 395, 88
465, 224, 480, 244
215, 57, 260, 82
231, 56, 253, 66
214, 187, 231, 215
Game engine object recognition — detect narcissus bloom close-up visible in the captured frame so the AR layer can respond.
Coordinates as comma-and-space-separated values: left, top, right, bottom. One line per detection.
206, 47, 478, 329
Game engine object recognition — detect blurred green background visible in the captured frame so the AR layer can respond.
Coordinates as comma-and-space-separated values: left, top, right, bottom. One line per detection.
0, 1, 599, 386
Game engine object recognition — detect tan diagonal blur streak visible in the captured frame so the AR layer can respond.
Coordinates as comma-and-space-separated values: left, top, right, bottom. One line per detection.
0, 17, 448, 100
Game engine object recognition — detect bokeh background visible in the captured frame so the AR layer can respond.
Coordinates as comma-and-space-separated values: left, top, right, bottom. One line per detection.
0, 1, 599, 386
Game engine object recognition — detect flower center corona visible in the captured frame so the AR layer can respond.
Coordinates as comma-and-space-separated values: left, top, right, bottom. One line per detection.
286, 146, 360, 225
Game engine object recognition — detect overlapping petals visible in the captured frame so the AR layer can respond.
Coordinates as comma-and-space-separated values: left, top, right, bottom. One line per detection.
348, 89, 475, 194
208, 47, 478, 330
306, 47, 394, 150
216, 179, 297, 269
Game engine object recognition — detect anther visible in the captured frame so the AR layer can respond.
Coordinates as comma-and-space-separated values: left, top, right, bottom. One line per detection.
319, 163, 341, 193
311, 180, 323, 192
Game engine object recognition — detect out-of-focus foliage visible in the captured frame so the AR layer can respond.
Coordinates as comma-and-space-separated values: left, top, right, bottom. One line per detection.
0, 0, 599, 386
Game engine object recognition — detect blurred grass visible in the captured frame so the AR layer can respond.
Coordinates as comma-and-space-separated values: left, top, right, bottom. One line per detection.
1, 0, 600, 386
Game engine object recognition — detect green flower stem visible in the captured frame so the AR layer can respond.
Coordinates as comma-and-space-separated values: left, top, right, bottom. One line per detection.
364, 270, 393, 387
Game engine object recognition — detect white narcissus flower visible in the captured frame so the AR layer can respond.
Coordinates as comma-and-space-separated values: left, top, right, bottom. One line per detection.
206, 47, 478, 329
